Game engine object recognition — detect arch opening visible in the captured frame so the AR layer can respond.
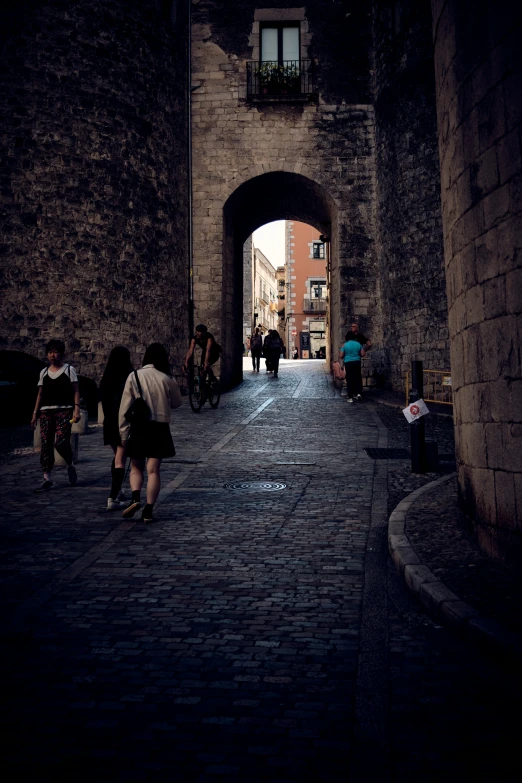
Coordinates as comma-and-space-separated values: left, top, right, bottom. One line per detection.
221, 172, 338, 388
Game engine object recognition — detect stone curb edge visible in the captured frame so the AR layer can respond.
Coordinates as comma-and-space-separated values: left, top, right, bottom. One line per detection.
388, 472, 522, 662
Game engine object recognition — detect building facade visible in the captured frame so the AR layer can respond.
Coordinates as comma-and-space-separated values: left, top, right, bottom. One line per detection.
243, 240, 279, 349
253, 247, 279, 336
284, 221, 327, 359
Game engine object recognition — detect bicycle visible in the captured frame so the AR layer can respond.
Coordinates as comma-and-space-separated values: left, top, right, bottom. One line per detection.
187, 363, 220, 413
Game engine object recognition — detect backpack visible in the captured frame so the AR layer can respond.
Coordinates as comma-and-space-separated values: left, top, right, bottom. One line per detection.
269, 334, 282, 350
251, 334, 262, 350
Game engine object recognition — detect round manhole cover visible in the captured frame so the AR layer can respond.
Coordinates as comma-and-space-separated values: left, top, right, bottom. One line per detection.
224, 481, 287, 492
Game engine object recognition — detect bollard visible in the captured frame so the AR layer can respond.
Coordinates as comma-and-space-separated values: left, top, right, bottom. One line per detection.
409, 360, 426, 473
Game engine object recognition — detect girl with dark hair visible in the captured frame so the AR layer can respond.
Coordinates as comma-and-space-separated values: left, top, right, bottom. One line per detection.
99, 346, 134, 510
118, 343, 182, 523
31, 339, 81, 491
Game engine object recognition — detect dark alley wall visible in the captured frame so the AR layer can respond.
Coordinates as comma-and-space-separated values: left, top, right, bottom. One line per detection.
431, 0, 522, 561
373, 0, 449, 392
0, 0, 190, 380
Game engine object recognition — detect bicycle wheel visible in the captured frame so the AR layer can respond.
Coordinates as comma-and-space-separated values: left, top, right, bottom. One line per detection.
208, 377, 220, 408
189, 375, 204, 413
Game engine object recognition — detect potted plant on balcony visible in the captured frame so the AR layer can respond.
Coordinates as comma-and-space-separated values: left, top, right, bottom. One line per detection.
259, 62, 278, 94
258, 62, 301, 95
280, 63, 300, 94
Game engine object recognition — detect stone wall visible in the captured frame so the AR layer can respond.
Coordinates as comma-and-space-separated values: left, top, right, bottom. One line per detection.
373, 0, 449, 392
191, 0, 379, 389
0, 0, 189, 382
431, 0, 522, 561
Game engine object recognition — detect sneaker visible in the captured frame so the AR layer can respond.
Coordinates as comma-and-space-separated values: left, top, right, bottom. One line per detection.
118, 490, 126, 502
35, 479, 54, 492
356, 394, 362, 401
122, 500, 141, 518
67, 465, 77, 486
347, 397, 353, 403
107, 498, 123, 510
141, 505, 154, 523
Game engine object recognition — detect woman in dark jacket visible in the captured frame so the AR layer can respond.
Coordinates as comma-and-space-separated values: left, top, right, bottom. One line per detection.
99, 346, 134, 510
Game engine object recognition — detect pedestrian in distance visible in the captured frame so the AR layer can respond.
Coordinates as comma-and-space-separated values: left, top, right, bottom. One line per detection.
339, 333, 366, 403
119, 343, 182, 523
250, 327, 263, 372
31, 339, 81, 491
292, 347, 299, 360
344, 321, 372, 351
99, 346, 134, 510
265, 329, 283, 378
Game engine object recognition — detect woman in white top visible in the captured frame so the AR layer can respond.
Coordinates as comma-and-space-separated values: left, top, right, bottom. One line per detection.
119, 343, 182, 523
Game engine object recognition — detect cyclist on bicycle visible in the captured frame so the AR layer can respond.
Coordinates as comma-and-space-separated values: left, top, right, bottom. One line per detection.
183, 324, 221, 381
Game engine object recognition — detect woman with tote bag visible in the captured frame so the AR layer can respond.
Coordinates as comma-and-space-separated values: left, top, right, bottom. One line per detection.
119, 343, 182, 523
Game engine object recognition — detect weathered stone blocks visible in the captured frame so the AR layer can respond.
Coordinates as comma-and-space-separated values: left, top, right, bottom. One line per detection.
432, 0, 522, 562
0, 0, 190, 382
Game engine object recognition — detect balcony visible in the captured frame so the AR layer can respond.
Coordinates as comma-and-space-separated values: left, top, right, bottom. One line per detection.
246, 60, 316, 101
303, 297, 327, 313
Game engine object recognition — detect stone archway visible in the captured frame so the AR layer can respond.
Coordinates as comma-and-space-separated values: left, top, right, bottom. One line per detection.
218, 171, 339, 388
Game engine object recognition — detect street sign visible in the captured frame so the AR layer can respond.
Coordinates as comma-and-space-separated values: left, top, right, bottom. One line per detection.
402, 398, 429, 423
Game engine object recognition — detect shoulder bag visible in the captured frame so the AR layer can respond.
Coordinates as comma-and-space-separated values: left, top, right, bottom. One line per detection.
124, 371, 151, 430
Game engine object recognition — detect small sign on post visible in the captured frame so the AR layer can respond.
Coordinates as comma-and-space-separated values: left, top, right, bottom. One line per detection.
402, 398, 429, 423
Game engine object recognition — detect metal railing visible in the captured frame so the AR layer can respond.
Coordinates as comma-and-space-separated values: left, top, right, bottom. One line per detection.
405, 369, 453, 407
303, 297, 327, 313
246, 60, 315, 98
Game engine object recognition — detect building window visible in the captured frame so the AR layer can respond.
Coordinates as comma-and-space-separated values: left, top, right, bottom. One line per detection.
311, 242, 325, 259
247, 19, 315, 99
261, 23, 300, 65
310, 280, 326, 299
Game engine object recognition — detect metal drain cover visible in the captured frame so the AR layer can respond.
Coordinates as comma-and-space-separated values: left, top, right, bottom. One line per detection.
224, 481, 287, 492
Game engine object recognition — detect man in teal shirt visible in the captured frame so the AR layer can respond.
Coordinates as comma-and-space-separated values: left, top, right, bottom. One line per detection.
339, 335, 366, 403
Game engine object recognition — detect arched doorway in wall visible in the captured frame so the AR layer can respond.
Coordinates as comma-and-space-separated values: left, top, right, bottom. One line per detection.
248, 221, 328, 364
221, 172, 338, 389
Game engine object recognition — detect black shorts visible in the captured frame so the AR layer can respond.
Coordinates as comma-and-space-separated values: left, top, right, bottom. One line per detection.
126, 421, 175, 460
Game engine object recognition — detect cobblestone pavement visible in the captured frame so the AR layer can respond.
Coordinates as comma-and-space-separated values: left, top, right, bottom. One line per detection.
1, 360, 521, 782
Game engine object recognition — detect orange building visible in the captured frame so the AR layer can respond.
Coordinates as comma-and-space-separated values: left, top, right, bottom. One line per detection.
284, 221, 327, 359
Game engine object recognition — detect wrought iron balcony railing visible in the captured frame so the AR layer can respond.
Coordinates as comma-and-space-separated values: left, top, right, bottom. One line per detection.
303, 297, 327, 313
247, 60, 315, 98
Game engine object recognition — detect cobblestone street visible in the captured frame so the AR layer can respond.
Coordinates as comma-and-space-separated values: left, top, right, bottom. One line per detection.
2, 360, 521, 782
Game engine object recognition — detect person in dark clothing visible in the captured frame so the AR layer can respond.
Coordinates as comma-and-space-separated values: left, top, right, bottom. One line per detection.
183, 324, 221, 379
264, 330, 283, 378
99, 346, 134, 510
293, 348, 299, 359
344, 322, 372, 350
31, 339, 81, 491
250, 328, 263, 372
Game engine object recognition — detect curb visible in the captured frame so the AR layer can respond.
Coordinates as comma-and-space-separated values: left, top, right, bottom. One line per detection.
388, 473, 522, 662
